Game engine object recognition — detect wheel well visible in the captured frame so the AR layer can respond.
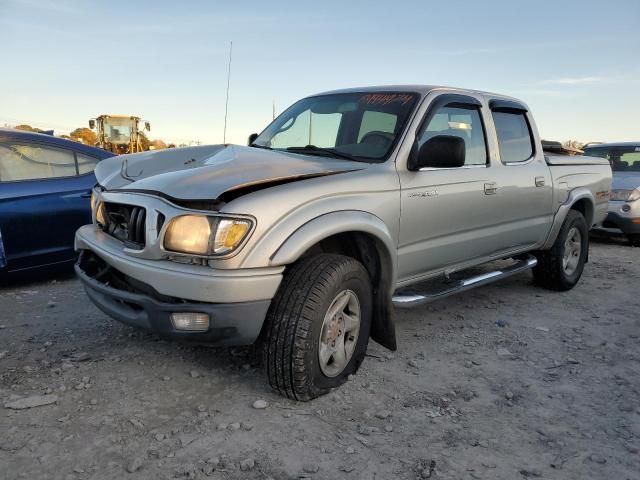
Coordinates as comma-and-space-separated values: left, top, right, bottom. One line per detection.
570, 198, 594, 226
303, 232, 379, 282
299, 231, 397, 351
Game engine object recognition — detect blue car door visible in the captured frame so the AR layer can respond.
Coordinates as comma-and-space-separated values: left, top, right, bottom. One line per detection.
0, 141, 100, 272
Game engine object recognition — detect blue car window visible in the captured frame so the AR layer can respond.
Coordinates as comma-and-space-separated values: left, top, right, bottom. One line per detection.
76, 152, 100, 175
0, 143, 76, 181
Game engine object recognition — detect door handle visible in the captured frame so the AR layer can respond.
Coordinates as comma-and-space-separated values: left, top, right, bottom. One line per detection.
484, 182, 498, 195
535, 176, 545, 187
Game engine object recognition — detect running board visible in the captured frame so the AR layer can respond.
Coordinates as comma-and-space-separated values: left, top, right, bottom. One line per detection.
392, 255, 537, 308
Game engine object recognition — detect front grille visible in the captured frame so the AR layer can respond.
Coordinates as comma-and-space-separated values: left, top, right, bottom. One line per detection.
101, 203, 146, 248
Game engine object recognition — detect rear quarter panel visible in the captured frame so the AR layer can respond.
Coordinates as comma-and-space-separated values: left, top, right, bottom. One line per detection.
548, 162, 612, 226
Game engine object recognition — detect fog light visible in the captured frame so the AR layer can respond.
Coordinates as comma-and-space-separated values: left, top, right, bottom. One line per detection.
170, 312, 210, 331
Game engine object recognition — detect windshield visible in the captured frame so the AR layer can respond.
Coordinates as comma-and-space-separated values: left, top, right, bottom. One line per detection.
253, 92, 419, 162
583, 145, 640, 172
103, 118, 135, 144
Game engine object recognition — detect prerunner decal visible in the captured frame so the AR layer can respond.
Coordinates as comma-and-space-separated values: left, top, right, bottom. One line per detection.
359, 93, 415, 106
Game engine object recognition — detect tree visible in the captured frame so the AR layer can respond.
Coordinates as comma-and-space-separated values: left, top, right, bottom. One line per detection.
69, 128, 97, 146
563, 140, 584, 151
14, 124, 42, 133
150, 139, 167, 150
138, 132, 151, 150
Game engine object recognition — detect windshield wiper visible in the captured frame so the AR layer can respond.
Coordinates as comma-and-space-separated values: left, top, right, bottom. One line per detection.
286, 145, 355, 161
249, 143, 272, 150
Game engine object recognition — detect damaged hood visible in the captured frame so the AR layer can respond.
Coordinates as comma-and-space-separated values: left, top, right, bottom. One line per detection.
95, 144, 365, 201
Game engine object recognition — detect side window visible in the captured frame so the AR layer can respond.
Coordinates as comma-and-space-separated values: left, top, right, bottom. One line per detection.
0, 143, 76, 182
270, 110, 342, 148
417, 106, 487, 166
492, 111, 534, 163
358, 111, 397, 142
77, 153, 100, 175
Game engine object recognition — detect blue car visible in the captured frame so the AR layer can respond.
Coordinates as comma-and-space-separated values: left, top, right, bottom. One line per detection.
0, 128, 113, 276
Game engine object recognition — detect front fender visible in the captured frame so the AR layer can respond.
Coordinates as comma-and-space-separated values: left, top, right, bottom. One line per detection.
267, 210, 398, 351
269, 210, 397, 285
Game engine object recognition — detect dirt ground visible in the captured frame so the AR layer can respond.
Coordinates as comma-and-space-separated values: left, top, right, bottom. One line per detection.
0, 239, 638, 480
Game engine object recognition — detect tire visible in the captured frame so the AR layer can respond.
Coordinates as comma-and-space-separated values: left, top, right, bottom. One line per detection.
263, 254, 372, 401
533, 210, 589, 291
629, 235, 640, 247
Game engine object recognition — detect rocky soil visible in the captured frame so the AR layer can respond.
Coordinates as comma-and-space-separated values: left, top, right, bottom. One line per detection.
0, 239, 639, 480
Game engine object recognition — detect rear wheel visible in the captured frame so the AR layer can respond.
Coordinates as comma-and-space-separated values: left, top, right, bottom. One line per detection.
263, 254, 372, 401
533, 210, 588, 291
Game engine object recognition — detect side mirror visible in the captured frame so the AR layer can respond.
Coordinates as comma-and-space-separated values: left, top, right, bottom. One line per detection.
89, 119, 95, 129
145, 122, 151, 132
247, 133, 259, 146
408, 135, 465, 170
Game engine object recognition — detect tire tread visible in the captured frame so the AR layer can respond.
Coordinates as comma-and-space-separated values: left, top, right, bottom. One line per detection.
264, 254, 369, 401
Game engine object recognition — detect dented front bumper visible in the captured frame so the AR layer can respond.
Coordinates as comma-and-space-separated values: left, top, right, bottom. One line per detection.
74, 224, 283, 344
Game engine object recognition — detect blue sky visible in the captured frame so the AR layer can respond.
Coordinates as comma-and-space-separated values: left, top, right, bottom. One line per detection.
1, 0, 638, 145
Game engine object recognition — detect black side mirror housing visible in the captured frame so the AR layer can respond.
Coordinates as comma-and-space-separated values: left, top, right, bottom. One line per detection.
88, 119, 95, 129
247, 133, 259, 146
408, 135, 465, 170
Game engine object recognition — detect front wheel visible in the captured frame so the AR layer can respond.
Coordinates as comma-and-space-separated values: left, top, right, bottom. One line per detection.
533, 210, 589, 291
263, 254, 372, 401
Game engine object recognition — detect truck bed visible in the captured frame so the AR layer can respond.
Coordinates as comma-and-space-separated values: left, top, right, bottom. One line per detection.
545, 154, 610, 166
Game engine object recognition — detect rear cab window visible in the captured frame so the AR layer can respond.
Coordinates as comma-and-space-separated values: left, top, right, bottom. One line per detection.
491, 109, 534, 164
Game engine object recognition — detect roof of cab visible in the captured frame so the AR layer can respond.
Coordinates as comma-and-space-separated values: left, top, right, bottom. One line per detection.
583, 141, 640, 148
312, 84, 524, 103
0, 128, 114, 158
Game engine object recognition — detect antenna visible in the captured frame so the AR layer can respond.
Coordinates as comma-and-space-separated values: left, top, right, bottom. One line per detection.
223, 41, 233, 144
272, 99, 275, 120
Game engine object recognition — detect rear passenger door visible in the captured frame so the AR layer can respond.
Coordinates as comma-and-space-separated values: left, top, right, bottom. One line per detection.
486, 100, 554, 250
0, 141, 100, 271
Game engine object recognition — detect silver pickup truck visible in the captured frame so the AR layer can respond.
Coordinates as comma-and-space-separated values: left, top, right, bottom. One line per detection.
75, 85, 612, 400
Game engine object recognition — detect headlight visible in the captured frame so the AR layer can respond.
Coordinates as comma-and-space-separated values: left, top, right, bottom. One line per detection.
611, 189, 640, 202
91, 190, 107, 225
95, 202, 106, 225
163, 215, 252, 256
90, 190, 98, 211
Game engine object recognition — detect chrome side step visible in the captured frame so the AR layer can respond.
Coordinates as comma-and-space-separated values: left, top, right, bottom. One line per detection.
392, 255, 537, 308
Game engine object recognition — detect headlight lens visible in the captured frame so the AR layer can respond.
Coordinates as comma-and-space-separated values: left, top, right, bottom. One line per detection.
90, 191, 98, 211
95, 202, 106, 225
628, 188, 640, 202
611, 189, 640, 202
164, 215, 252, 256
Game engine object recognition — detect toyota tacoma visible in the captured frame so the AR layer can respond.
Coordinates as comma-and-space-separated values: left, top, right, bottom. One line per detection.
75, 86, 612, 400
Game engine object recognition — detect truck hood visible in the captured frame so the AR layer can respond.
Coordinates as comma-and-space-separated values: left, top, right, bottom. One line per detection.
612, 171, 640, 191
95, 144, 365, 201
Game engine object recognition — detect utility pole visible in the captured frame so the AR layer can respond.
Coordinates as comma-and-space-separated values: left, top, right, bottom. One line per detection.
223, 41, 233, 144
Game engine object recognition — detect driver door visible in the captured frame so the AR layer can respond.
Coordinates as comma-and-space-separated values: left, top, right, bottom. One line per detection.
396, 93, 502, 283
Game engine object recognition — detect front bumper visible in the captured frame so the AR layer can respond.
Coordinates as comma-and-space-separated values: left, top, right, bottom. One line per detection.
75, 224, 283, 303
75, 251, 271, 345
595, 211, 640, 235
